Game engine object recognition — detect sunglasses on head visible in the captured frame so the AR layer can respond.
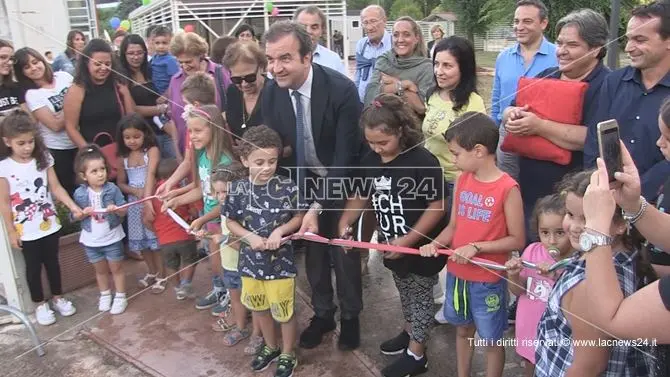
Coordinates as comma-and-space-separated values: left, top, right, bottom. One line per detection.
231, 73, 258, 85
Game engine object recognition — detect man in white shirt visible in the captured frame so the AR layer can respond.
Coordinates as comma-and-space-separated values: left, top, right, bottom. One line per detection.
354, 5, 392, 102
293, 5, 347, 76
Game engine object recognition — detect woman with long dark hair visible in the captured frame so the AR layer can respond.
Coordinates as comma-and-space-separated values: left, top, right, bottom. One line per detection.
0, 40, 25, 116
423, 36, 485, 185
52, 30, 86, 76
63, 39, 135, 148
119, 34, 176, 159
14, 47, 77, 194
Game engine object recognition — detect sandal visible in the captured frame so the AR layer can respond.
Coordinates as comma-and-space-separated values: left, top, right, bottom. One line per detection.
223, 326, 250, 346
211, 316, 235, 332
244, 334, 264, 355
151, 277, 168, 294
138, 273, 156, 288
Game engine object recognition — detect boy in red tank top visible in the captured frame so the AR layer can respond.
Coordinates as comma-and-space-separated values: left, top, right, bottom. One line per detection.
420, 112, 525, 377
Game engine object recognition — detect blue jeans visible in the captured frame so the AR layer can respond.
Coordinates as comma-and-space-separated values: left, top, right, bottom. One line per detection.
443, 272, 508, 342
223, 269, 242, 289
85, 241, 124, 264
156, 133, 176, 159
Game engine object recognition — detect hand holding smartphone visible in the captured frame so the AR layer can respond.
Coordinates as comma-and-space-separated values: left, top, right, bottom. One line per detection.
597, 119, 623, 184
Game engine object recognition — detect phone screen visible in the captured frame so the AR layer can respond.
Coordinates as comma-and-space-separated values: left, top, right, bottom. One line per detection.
600, 126, 622, 182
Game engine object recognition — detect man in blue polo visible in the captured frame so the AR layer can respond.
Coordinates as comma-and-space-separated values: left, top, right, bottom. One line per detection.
492, 0, 557, 179
354, 5, 392, 102
585, 1, 670, 201
294, 5, 346, 75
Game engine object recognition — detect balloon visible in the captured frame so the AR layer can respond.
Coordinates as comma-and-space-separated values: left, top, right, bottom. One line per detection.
271, 7, 279, 16
265, 1, 274, 12
120, 20, 131, 30
110, 17, 121, 29
183, 24, 195, 32
142, 0, 151, 5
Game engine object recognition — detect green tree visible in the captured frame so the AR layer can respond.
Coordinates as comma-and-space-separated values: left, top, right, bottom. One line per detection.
441, 0, 497, 42
117, 0, 142, 20
97, 7, 117, 39
390, 0, 423, 20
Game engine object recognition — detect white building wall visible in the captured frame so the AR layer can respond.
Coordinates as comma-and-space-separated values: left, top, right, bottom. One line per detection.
3, 0, 72, 55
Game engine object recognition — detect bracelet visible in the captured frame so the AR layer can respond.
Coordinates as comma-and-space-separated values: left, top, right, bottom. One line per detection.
622, 196, 648, 225
469, 242, 481, 254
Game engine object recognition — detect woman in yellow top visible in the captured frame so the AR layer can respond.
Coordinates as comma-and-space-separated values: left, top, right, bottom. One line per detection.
423, 36, 486, 183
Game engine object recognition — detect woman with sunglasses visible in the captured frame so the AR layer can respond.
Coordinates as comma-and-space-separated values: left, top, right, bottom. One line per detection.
222, 41, 269, 140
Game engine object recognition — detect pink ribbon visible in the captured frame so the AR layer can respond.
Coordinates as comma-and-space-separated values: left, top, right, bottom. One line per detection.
91, 195, 157, 214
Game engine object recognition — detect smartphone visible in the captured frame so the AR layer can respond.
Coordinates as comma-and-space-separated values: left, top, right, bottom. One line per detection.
597, 119, 623, 183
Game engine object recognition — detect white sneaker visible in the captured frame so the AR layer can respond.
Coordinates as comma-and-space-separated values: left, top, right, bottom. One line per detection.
35, 303, 56, 326
434, 304, 449, 324
99, 294, 112, 312
110, 296, 128, 315
52, 297, 76, 317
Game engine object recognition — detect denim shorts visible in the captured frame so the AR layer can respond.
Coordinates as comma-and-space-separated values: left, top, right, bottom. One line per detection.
223, 268, 242, 289
85, 241, 125, 264
443, 272, 508, 342
156, 133, 176, 159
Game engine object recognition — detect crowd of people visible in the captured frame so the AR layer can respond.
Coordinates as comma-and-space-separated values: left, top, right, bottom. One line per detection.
2, 1, 670, 377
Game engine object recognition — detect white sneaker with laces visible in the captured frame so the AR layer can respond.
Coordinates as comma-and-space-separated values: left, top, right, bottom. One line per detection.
35, 303, 56, 326
53, 297, 76, 317
99, 294, 112, 312
110, 296, 128, 315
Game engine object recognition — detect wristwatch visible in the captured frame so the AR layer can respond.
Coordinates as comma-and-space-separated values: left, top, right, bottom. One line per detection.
579, 227, 613, 252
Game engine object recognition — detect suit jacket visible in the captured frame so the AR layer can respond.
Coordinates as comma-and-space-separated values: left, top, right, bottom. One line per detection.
262, 64, 363, 209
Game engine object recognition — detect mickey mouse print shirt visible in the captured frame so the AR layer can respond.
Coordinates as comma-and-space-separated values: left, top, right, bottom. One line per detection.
0, 154, 61, 241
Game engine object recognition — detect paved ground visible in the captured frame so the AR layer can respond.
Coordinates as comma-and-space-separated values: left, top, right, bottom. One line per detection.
2, 247, 524, 377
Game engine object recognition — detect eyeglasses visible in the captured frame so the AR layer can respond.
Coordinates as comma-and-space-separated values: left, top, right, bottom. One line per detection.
0, 55, 14, 63
231, 73, 258, 85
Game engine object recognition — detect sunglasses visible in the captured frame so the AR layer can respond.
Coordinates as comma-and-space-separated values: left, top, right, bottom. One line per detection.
231, 73, 258, 85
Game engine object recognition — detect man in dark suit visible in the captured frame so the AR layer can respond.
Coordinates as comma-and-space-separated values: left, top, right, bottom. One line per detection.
262, 21, 364, 350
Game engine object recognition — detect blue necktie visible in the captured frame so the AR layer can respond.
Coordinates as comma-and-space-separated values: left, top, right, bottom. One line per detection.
292, 91, 306, 193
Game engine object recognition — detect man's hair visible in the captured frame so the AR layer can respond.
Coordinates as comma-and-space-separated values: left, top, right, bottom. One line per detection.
264, 21, 313, 58
181, 72, 216, 105
235, 125, 283, 159
444, 112, 499, 154
632, 1, 670, 39
556, 9, 609, 60
293, 6, 327, 30
151, 25, 172, 39
516, 0, 549, 21
361, 5, 386, 20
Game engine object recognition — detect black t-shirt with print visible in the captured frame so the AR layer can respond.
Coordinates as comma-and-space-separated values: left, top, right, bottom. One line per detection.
0, 84, 24, 114
359, 146, 448, 277
649, 176, 670, 266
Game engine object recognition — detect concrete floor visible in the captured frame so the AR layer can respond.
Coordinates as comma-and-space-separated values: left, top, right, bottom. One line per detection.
1, 249, 525, 377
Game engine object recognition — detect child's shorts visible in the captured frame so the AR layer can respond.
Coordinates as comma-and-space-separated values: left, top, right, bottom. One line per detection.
85, 241, 124, 264
205, 221, 221, 234
241, 277, 295, 323
444, 273, 508, 342
162, 240, 199, 270
223, 268, 241, 290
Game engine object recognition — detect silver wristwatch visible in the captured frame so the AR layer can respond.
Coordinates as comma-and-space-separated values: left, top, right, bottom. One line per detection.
579, 227, 613, 252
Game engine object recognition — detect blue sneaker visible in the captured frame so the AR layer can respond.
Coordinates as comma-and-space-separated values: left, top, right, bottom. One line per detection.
210, 290, 231, 316
195, 289, 225, 310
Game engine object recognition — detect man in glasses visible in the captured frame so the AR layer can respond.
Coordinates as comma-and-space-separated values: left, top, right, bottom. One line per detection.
293, 6, 347, 76
354, 5, 391, 103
